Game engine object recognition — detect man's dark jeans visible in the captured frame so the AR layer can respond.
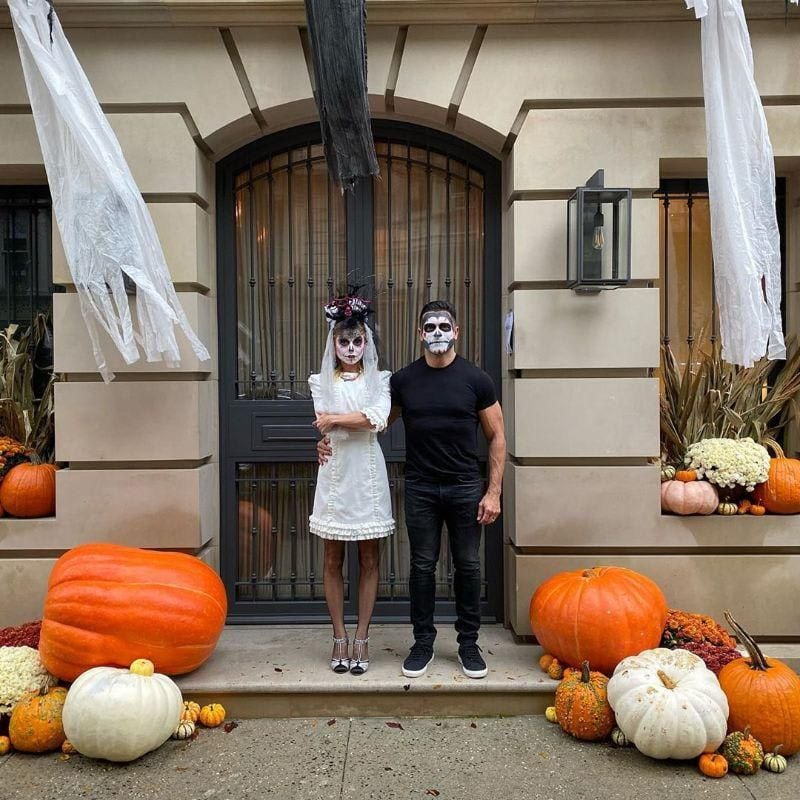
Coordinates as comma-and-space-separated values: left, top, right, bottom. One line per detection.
405, 479, 484, 648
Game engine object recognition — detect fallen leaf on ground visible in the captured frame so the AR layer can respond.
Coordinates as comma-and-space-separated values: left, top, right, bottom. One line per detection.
470, 722, 477, 728
190, 728, 201, 740
327, 718, 336, 726
386, 721, 404, 730
223, 721, 239, 733
274, 667, 283, 672
426, 790, 440, 797
403, 684, 410, 691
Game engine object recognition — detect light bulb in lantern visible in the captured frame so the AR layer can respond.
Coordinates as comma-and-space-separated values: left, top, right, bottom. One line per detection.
592, 206, 605, 250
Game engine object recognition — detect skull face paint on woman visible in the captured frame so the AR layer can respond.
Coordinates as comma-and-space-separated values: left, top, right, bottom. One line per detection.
420, 312, 457, 354
334, 322, 366, 368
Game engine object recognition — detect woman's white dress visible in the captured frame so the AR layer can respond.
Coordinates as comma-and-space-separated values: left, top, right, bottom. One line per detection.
309, 370, 396, 541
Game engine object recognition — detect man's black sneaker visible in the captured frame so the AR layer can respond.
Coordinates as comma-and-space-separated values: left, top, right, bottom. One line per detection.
402, 643, 434, 678
458, 643, 488, 679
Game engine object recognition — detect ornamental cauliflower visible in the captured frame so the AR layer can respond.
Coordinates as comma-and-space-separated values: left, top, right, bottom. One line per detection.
684, 437, 770, 492
0, 645, 57, 714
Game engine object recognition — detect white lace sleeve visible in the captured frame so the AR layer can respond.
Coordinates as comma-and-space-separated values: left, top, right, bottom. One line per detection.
309, 374, 323, 413
361, 371, 392, 432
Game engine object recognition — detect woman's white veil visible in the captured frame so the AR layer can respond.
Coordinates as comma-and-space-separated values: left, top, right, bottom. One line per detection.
316, 318, 382, 414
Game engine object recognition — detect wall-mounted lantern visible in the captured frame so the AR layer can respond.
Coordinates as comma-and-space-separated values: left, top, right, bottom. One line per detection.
567, 169, 632, 294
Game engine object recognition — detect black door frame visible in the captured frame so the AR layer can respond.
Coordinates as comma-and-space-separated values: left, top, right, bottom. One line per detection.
217, 120, 503, 624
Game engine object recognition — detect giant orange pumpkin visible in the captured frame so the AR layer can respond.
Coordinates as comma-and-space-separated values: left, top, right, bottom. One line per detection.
529, 566, 668, 677
0, 461, 56, 517
752, 442, 800, 514
39, 543, 227, 682
718, 611, 800, 755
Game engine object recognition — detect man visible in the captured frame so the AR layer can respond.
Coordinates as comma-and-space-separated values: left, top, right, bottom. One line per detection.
318, 299, 506, 679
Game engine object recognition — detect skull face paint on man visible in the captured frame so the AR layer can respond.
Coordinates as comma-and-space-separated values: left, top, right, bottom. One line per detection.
420, 312, 457, 354
335, 327, 366, 367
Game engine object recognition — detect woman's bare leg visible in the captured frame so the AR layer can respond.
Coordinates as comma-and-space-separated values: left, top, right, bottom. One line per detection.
323, 540, 348, 661
354, 539, 380, 661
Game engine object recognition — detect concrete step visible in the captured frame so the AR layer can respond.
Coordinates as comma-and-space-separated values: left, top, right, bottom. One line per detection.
174, 625, 800, 719
174, 624, 556, 718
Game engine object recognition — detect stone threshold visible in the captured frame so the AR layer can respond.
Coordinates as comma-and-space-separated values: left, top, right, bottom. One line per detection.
174, 624, 800, 719
175, 623, 557, 718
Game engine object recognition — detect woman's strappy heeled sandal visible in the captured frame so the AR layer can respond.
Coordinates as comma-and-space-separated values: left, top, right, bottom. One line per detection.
350, 637, 369, 675
330, 635, 350, 674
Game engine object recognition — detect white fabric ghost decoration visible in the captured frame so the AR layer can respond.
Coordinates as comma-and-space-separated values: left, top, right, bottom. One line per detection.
685, 0, 786, 367
8, 0, 210, 381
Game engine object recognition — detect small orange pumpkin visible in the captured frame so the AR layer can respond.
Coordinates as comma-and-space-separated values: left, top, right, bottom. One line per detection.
0, 735, 11, 756
749, 503, 766, 516
0, 460, 57, 518
538, 653, 555, 672
8, 687, 68, 753
676, 469, 698, 482
61, 740, 77, 755
698, 752, 728, 778
181, 700, 201, 722
554, 661, 615, 741
198, 703, 226, 728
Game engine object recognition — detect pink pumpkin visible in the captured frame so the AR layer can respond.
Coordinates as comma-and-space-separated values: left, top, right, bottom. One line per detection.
660, 479, 718, 515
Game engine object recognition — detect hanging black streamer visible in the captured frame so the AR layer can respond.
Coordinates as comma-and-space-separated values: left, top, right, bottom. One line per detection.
304, 0, 379, 190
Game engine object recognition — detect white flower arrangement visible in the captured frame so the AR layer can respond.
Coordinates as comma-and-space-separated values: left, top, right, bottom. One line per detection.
684, 437, 770, 492
0, 645, 57, 714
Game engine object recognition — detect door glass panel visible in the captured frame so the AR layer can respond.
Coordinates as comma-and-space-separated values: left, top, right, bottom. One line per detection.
235, 149, 347, 399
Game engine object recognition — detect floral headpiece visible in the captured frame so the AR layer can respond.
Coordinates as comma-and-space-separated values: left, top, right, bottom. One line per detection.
324, 290, 372, 324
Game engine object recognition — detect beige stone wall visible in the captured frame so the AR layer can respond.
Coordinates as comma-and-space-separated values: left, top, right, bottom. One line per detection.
0, 9, 798, 632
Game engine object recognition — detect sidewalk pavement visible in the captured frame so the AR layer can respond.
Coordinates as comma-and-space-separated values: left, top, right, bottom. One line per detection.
2, 716, 796, 800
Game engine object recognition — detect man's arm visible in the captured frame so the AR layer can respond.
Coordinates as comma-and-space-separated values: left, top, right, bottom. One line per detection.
477, 401, 506, 525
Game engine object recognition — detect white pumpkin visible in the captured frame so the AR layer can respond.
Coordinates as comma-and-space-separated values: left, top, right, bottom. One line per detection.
607, 648, 729, 760
62, 659, 182, 762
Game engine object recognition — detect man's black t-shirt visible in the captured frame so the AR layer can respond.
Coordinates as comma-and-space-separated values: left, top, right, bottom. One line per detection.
390, 355, 497, 484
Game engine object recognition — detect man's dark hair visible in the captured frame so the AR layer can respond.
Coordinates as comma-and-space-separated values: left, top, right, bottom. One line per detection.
419, 300, 457, 326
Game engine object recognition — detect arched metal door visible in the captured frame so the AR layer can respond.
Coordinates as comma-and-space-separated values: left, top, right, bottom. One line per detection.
217, 122, 501, 622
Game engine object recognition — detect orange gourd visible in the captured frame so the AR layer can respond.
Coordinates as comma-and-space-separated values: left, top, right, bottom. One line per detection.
752, 442, 800, 514
547, 660, 564, 680
718, 612, 800, 755
198, 703, 226, 728
554, 661, 615, 741
181, 700, 201, 723
737, 499, 752, 515
0, 736, 10, 756
39, 543, 227, 681
0, 461, 56, 518
8, 687, 68, 753
698, 752, 728, 778
676, 469, 698, 482
529, 566, 668, 676
749, 503, 766, 516
538, 653, 555, 672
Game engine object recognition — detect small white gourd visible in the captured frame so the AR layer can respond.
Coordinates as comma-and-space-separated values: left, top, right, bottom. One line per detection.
62, 659, 182, 762
172, 719, 196, 740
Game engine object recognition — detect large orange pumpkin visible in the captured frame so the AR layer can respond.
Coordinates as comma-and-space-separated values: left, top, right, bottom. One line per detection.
752, 442, 800, 514
0, 461, 56, 517
9, 687, 67, 753
718, 611, 800, 755
39, 543, 227, 682
529, 566, 668, 676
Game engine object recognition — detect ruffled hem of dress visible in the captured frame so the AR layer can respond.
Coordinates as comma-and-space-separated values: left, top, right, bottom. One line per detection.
309, 517, 395, 541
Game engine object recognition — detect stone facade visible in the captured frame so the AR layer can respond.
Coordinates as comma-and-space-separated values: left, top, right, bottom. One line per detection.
1, 0, 798, 635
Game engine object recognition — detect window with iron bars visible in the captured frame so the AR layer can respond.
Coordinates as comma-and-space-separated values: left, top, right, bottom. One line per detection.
656, 177, 786, 361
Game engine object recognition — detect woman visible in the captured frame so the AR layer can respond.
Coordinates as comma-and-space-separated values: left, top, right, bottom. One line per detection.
309, 292, 394, 675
